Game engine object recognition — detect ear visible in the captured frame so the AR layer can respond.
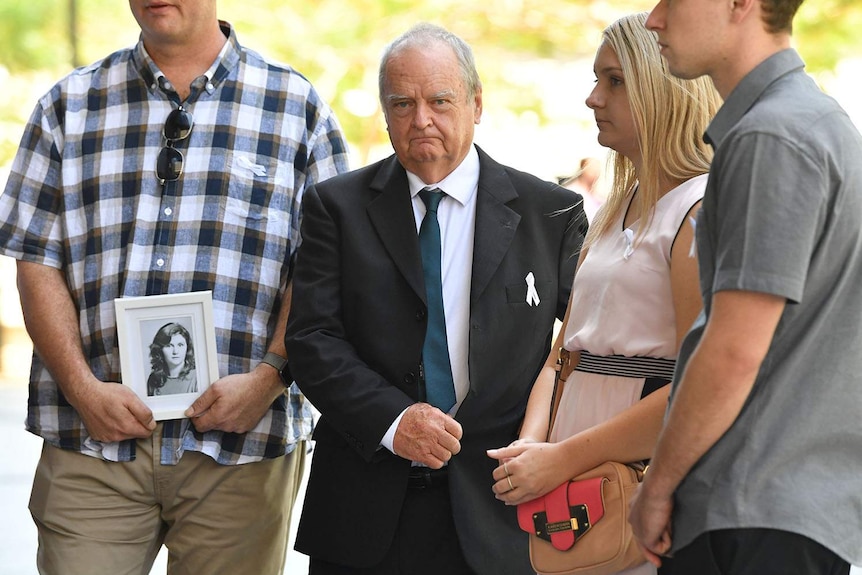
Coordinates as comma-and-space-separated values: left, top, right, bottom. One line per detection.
473, 88, 483, 124
729, 0, 758, 24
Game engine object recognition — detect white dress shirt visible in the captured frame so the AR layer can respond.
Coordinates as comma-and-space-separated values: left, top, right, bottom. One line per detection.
380, 145, 479, 454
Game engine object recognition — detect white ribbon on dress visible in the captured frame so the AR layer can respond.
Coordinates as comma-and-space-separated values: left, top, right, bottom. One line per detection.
623, 228, 635, 260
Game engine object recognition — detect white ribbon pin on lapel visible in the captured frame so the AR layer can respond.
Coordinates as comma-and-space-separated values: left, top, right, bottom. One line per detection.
525, 272, 540, 307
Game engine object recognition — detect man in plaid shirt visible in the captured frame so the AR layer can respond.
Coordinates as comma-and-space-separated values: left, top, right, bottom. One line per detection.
0, 1, 348, 573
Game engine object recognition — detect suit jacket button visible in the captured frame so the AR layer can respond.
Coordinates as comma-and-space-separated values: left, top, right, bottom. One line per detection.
403, 372, 416, 384
415, 309, 426, 321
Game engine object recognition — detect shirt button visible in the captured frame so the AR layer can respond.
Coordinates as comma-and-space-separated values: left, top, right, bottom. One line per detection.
164, 207, 172, 216
156, 258, 165, 267
206, 82, 214, 92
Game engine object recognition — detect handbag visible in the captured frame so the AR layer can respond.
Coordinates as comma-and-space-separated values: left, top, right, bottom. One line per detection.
515, 348, 647, 575
517, 461, 645, 575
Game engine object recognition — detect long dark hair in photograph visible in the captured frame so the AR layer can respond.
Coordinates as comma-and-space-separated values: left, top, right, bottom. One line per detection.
147, 322, 196, 395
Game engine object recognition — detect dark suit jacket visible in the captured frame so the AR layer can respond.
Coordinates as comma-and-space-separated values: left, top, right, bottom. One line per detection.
285, 146, 587, 574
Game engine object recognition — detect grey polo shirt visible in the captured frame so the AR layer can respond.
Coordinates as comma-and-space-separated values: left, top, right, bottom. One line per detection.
670, 49, 862, 563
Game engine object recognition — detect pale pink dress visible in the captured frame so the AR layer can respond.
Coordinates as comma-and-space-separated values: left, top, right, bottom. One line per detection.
550, 175, 707, 575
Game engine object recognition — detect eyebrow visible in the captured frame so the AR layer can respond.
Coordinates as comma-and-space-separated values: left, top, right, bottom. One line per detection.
429, 89, 457, 99
595, 66, 624, 75
384, 89, 458, 104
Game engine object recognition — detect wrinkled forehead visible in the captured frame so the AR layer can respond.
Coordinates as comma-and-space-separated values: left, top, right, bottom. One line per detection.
383, 47, 465, 96
383, 41, 471, 90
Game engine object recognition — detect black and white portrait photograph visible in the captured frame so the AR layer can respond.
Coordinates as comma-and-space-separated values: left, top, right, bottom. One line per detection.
143, 319, 198, 397
115, 291, 219, 420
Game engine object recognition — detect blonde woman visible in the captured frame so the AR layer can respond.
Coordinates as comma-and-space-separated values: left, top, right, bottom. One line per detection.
488, 12, 720, 574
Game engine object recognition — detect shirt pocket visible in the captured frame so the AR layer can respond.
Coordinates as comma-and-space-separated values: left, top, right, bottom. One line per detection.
220, 151, 292, 238
215, 151, 295, 300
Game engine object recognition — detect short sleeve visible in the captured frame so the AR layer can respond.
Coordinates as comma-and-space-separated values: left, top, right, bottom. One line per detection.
709, 131, 826, 303
0, 98, 66, 268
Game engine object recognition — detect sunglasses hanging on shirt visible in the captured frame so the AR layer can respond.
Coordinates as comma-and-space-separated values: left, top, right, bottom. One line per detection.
156, 106, 194, 185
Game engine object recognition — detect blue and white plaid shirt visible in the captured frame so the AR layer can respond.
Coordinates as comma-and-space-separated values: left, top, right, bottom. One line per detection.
0, 22, 349, 464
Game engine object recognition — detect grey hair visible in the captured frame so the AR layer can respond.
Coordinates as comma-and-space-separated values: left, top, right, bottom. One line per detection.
378, 23, 482, 105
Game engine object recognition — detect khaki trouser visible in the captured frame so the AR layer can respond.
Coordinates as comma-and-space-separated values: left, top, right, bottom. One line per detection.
29, 429, 306, 575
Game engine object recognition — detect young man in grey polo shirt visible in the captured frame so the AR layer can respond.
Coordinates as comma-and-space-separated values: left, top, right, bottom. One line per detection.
631, 1, 862, 573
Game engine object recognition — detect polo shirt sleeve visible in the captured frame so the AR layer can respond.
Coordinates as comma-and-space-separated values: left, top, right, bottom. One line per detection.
709, 131, 827, 304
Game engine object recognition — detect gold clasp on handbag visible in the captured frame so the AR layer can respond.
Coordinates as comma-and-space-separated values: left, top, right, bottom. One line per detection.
547, 518, 580, 534
532, 504, 591, 542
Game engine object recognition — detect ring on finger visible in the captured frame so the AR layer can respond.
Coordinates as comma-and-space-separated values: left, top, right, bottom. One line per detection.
503, 461, 510, 476
506, 474, 515, 492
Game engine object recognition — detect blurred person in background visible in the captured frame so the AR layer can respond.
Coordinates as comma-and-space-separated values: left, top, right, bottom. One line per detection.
562, 156, 604, 222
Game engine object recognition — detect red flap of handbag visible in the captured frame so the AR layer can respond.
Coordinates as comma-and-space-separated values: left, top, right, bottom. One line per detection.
517, 476, 606, 551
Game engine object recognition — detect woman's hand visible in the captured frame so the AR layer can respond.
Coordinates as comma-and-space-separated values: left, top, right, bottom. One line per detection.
487, 441, 574, 506
507, 436, 540, 449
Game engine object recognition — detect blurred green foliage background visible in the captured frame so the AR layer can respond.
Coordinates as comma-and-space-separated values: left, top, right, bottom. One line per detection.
1, 0, 860, 173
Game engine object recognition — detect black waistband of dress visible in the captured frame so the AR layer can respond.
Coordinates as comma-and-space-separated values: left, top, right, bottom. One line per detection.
574, 351, 676, 380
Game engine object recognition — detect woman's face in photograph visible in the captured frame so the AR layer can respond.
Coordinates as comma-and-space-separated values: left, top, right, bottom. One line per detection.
162, 333, 188, 371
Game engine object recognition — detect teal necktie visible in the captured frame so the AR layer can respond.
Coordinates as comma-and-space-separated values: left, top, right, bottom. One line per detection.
418, 188, 457, 412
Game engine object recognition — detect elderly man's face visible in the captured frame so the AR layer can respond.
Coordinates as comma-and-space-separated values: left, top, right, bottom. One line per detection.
381, 43, 482, 185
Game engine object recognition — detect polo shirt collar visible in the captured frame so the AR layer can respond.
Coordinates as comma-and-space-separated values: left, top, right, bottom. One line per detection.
705, 49, 805, 149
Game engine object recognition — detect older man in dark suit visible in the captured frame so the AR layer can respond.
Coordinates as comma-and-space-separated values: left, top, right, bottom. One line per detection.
284, 23, 587, 575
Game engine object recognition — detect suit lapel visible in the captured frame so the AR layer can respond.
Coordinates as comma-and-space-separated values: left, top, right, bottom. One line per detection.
367, 157, 426, 302
364, 149, 522, 321
470, 148, 520, 303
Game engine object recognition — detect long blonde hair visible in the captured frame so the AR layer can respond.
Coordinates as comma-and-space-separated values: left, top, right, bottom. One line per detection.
585, 12, 721, 247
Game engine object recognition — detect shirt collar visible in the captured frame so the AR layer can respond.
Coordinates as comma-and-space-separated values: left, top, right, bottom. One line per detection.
705, 49, 805, 150
407, 145, 480, 207
133, 20, 240, 102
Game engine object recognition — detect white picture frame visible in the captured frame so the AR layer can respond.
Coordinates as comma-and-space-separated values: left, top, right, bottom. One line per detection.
115, 291, 219, 421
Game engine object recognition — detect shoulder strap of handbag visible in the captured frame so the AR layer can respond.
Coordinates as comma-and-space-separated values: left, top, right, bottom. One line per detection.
546, 347, 568, 442
548, 349, 648, 478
